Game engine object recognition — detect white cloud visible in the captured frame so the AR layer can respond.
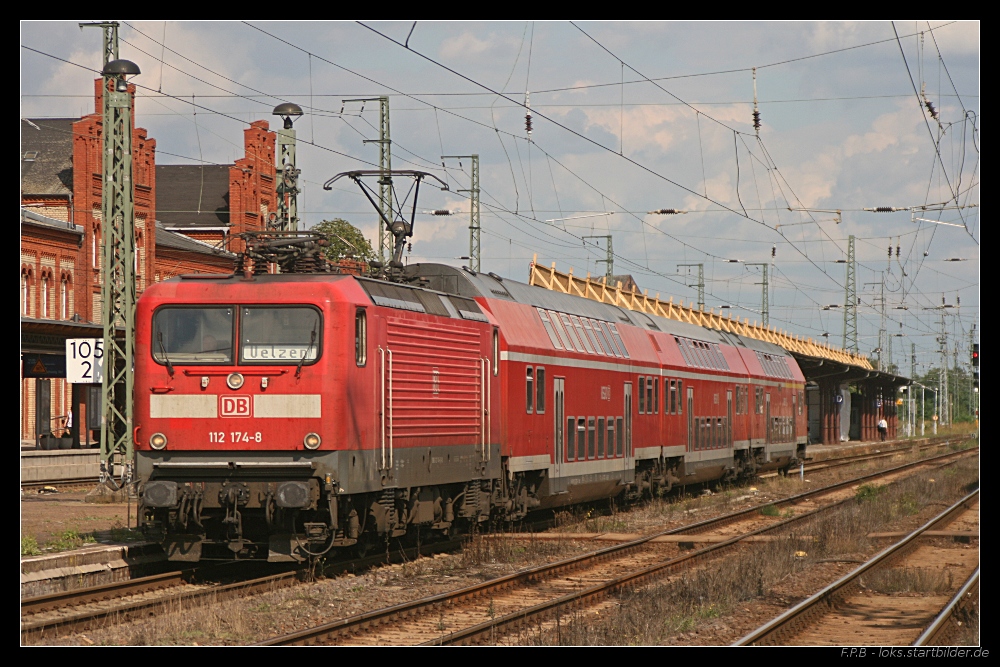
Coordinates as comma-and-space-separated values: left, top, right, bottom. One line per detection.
439, 31, 520, 61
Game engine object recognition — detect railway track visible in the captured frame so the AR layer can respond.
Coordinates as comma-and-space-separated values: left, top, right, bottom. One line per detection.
256, 446, 976, 646
19, 533, 485, 644
736, 489, 979, 646
21, 439, 975, 645
914, 568, 979, 646
20, 564, 302, 643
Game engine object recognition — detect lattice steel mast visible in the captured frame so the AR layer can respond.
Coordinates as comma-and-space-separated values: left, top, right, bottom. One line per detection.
442, 155, 480, 272
843, 235, 858, 353
582, 235, 614, 281
677, 263, 704, 310
82, 22, 139, 485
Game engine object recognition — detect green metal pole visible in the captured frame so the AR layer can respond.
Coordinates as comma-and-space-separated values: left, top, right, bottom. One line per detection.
345, 97, 393, 263
377, 96, 392, 264
276, 125, 299, 231
584, 235, 614, 281
677, 263, 704, 310
99, 69, 137, 485
844, 235, 858, 353
443, 155, 481, 272
745, 263, 769, 326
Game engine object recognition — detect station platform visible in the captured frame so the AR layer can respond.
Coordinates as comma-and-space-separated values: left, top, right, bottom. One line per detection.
803, 434, 949, 462
21, 542, 164, 597
21, 447, 100, 484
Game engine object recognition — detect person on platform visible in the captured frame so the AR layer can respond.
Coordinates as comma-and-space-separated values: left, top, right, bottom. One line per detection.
877, 417, 888, 442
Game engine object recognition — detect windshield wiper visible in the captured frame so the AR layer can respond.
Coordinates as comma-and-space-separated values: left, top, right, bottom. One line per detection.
157, 331, 174, 378
296, 325, 317, 378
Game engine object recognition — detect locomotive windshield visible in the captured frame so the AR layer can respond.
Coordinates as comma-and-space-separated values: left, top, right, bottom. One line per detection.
240, 306, 321, 364
152, 307, 234, 364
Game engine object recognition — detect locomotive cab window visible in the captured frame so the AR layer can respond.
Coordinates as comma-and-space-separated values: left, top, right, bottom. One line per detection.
241, 306, 321, 364
355, 309, 367, 366
493, 328, 499, 375
152, 306, 234, 364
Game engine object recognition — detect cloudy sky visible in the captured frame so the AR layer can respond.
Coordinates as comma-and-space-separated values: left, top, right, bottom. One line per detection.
21, 21, 980, 373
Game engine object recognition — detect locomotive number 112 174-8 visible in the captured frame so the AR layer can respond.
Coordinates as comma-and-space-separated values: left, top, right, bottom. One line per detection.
208, 431, 263, 443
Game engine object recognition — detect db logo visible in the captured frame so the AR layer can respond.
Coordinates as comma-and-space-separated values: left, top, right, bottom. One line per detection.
221, 395, 251, 417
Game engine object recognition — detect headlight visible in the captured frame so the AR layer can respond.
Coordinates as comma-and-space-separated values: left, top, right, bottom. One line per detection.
149, 432, 168, 450
227, 372, 245, 389
303, 433, 322, 450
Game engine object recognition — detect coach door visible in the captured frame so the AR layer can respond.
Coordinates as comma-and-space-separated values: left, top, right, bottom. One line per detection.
623, 382, 633, 470
727, 390, 733, 446
554, 378, 565, 478
765, 392, 772, 445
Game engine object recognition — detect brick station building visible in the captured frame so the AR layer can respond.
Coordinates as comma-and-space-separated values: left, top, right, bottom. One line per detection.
20, 79, 277, 447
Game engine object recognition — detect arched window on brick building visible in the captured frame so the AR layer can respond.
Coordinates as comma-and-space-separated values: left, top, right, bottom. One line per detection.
40, 269, 53, 319
60, 272, 72, 320
92, 221, 100, 269
42, 274, 49, 318
21, 266, 33, 316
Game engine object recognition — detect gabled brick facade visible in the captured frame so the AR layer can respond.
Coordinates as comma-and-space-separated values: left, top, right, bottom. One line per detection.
229, 121, 276, 253
21, 78, 278, 444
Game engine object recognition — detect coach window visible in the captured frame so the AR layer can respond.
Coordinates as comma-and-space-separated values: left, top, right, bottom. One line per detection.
677, 381, 683, 415
549, 311, 571, 350
560, 314, 586, 353
567, 417, 576, 460
536, 367, 546, 414
597, 417, 606, 457
526, 367, 534, 414
537, 309, 563, 350
582, 319, 606, 355
493, 328, 499, 375
578, 418, 588, 459
645, 377, 653, 415
638, 376, 646, 414
588, 417, 596, 458
616, 417, 624, 456
653, 377, 659, 414
608, 323, 629, 358
600, 322, 623, 357
607, 418, 615, 457
571, 316, 595, 354
355, 309, 367, 366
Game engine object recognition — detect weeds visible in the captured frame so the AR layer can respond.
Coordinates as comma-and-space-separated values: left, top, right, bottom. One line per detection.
759, 504, 781, 517
460, 528, 571, 568
896, 493, 920, 516
47, 529, 97, 552
21, 535, 41, 556
862, 567, 954, 595
855, 483, 887, 503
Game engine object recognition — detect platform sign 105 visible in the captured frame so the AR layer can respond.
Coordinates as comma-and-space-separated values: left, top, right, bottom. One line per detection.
66, 338, 104, 384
